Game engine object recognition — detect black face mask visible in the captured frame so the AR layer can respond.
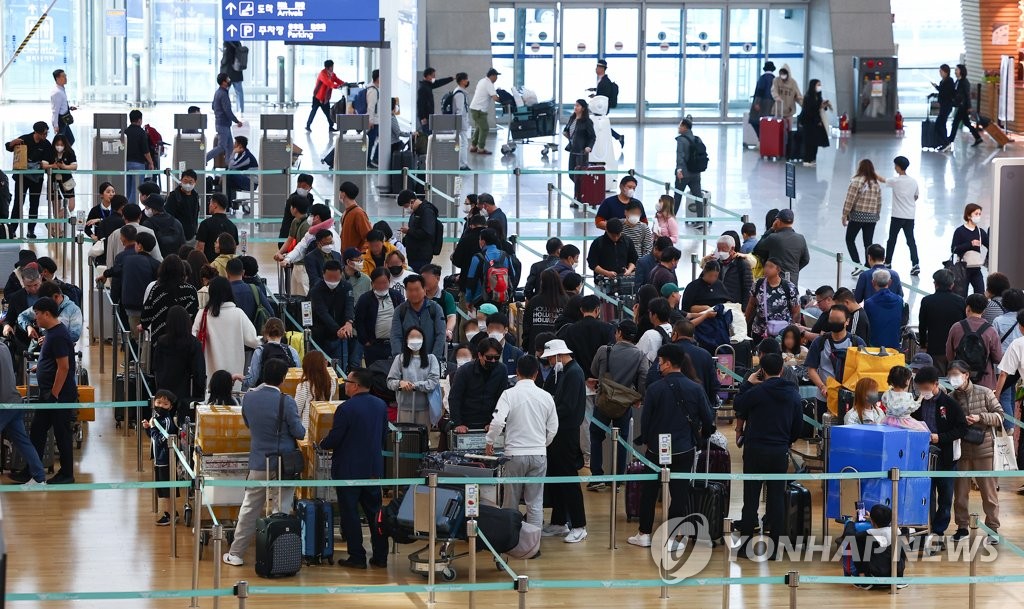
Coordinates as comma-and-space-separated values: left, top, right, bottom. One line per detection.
482, 360, 497, 371
388, 265, 403, 277
827, 321, 846, 333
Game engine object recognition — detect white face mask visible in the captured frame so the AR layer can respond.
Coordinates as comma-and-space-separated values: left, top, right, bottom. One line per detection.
296, 187, 309, 197
626, 214, 641, 224
948, 375, 964, 389
553, 360, 564, 374
815, 85, 822, 93
374, 288, 390, 297
919, 390, 935, 400
144, 207, 155, 217
320, 243, 333, 254
324, 280, 341, 290
350, 261, 364, 272
465, 329, 481, 341
971, 214, 982, 223
408, 339, 424, 351
715, 250, 730, 261
181, 182, 195, 193
456, 357, 471, 367
781, 74, 789, 81
462, 203, 473, 214
479, 209, 488, 219
624, 188, 635, 198
54, 146, 64, 153
488, 331, 505, 343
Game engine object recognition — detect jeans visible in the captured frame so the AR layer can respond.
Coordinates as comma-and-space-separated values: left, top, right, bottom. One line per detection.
125, 162, 147, 204
306, 97, 332, 130
589, 409, 631, 477
336, 486, 388, 563
844, 221, 876, 265
458, 130, 470, 167
205, 123, 234, 163
321, 338, 349, 370
501, 455, 547, 528
366, 125, 379, 164
231, 81, 245, 113
227, 469, 294, 558
965, 266, 984, 296
30, 406, 75, 477
58, 122, 75, 146
638, 448, 695, 535
673, 176, 703, 215
739, 447, 789, 539
885, 218, 919, 266
0, 410, 45, 482
11, 175, 43, 235
348, 339, 364, 371
931, 473, 955, 534
999, 387, 1016, 432
470, 109, 489, 149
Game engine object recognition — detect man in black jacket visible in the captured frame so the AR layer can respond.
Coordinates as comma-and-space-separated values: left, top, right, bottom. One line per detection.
195, 193, 238, 262
399, 191, 439, 272
310, 260, 355, 364
141, 194, 186, 257
114, 232, 161, 348
448, 337, 507, 431
278, 173, 315, 243
587, 218, 637, 285
733, 353, 803, 553
524, 237, 562, 300
416, 68, 455, 134
593, 59, 623, 146
918, 269, 966, 374
559, 295, 614, 375
165, 168, 200, 244
4, 121, 53, 238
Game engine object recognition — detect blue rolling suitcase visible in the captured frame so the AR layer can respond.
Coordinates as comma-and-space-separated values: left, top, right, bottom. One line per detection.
297, 498, 335, 565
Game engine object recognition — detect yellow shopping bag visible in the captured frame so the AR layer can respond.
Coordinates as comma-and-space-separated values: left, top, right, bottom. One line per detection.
842, 346, 906, 388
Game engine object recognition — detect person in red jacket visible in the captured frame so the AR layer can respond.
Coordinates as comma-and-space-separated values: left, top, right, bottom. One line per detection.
305, 59, 345, 132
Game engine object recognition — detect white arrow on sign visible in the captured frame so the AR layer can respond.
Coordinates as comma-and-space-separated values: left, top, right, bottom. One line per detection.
226, 24, 238, 36
225, 2, 236, 15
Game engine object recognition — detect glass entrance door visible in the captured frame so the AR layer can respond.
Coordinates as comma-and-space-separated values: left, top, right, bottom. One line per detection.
682, 8, 723, 118
726, 8, 766, 118
491, 6, 558, 103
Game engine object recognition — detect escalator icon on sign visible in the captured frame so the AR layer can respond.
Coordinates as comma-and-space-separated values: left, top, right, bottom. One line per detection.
240, 23, 255, 39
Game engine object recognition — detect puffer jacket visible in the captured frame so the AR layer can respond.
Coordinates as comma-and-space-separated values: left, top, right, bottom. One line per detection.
951, 382, 1003, 460
770, 63, 803, 118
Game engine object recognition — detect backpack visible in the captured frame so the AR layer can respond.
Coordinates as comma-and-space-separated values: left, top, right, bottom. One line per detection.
397, 299, 440, 332
144, 124, 165, 157
432, 217, 444, 256
60, 281, 84, 310
441, 89, 463, 115
250, 284, 271, 330
825, 336, 853, 384
351, 85, 376, 115
608, 81, 620, 109
686, 134, 710, 173
954, 320, 992, 382
232, 45, 248, 71
254, 341, 296, 387
475, 252, 511, 305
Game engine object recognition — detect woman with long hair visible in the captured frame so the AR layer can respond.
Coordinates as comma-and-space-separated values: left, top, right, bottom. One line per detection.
563, 99, 596, 200
153, 305, 206, 421
634, 283, 661, 337
142, 254, 199, 342
523, 268, 569, 353
294, 350, 337, 434
797, 78, 832, 166
386, 325, 441, 430
191, 276, 259, 389
43, 133, 78, 219
186, 249, 209, 291
844, 378, 885, 425
841, 159, 882, 273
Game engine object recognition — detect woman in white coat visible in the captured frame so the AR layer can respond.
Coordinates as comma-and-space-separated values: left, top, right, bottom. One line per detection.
586, 95, 619, 183
192, 276, 260, 391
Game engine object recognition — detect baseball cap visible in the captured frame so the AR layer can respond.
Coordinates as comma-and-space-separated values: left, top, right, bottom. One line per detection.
908, 353, 934, 371
342, 247, 363, 263
486, 68, 500, 77
479, 303, 499, 316
660, 283, 681, 297
776, 209, 795, 223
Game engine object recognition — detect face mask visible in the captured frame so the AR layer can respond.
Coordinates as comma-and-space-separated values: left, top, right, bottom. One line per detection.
553, 361, 564, 374
144, 207, 155, 217
715, 251, 730, 261
626, 214, 640, 224
655, 202, 662, 212
781, 74, 789, 81
181, 182, 195, 193
971, 214, 982, 223
866, 393, 880, 403
465, 329, 481, 341
488, 331, 504, 343
55, 146, 64, 153
456, 357, 471, 367
462, 203, 473, 214
479, 210, 488, 219
350, 261, 364, 272
625, 188, 635, 198
483, 359, 497, 371
320, 243, 333, 254
324, 280, 341, 290
296, 187, 309, 197
408, 339, 424, 351
388, 265, 403, 277
815, 85, 822, 93
948, 375, 964, 389
919, 390, 935, 401
374, 288, 390, 297
827, 321, 845, 333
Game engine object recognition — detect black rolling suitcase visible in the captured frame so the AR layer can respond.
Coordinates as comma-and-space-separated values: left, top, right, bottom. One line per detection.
389, 147, 414, 195
921, 94, 944, 149
255, 458, 303, 578
384, 422, 428, 479
114, 372, 155, 427
690, 439, 727, 545
784, 482, 812, 544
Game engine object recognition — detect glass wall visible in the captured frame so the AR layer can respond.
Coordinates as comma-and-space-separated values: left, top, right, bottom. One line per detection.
1, 0, 76, 101
560, 8, 600, 107
890, 0, 964, 118
644, 8, 683, 118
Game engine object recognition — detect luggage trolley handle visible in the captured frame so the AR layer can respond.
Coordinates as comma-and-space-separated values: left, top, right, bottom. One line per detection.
264, 455, 285, 517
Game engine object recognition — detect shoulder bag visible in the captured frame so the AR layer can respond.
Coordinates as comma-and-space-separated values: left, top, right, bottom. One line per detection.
667, 379, 705, 450
962, 227, 985, 268
760, 279, 789, 337
595, 347, 642, 420
847, 182, 875, 223
273, 392, 305, 480
196, 309, 209, 351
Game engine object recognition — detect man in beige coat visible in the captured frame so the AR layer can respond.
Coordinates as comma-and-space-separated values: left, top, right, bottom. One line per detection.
947, 359, 1003, 544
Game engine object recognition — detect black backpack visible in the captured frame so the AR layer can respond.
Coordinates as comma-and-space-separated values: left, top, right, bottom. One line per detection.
254, 342, 296, 386
954, 320, 992, 382
440, 89, 460, 115
686, 134, 710, 173
608, 81, 620, 109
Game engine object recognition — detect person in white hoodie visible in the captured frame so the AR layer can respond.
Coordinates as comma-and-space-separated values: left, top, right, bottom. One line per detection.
486, 355, 559, 529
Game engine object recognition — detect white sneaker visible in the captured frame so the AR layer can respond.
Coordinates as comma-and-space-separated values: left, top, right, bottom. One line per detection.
666, 538, 684, 552
627, 533, 652, 547
564, 527, 588, 543
542, 524, 569, 537
222, 553, 244, 566
24, 479, 46, 486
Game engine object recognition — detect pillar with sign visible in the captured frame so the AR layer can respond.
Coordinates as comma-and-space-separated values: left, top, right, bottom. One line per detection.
332, 114, 370, 202
258, 114, 295, 217
92, 113, 128, 196
427, 114, 461, 215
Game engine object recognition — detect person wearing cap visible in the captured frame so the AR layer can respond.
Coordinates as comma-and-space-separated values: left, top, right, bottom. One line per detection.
751, 208, 809, 288
749, 61, 776, 136
673, 118, 704, 215
595, 175, 647, 231
945, 359, 1003, 544
420, 264, 458, 343
3, 250, 38, 296
141, 194, 186, 257
563, 99, 596, 201
591, 59, 624, 147
909, 365, 967, 546
468, 68, 500, 155
449, 337, 508, 432
659, 283, 685, 325
908, 352, 936, 397
878, 156, 921, 276
304, 229, 344, 290
539, 338, 589, 543
587, 217, 638, 287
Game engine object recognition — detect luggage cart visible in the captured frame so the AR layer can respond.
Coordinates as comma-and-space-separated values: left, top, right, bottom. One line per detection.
194, 448, 248, 558
497, 89, 559, 158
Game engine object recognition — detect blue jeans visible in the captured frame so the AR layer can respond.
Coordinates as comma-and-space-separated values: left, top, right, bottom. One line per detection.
589, 409, 631, 477
348, 339, 364, 371
58, 122, 75, 146
206, 123, 234, 163
999, 386, 1016, 432
0, 410, 45, 482
366, 125, 379, 164
321, 338, 349, 370
231, 81, 244, 113
932, 474, 955, 534
335, 486, 388, 563
125, 161, 147, 204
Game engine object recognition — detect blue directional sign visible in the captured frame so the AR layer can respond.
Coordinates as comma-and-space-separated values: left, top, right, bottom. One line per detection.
223, 0, 381, 43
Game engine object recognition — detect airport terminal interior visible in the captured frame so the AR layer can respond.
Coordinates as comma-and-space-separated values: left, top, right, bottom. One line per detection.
4, 0, 1024, 607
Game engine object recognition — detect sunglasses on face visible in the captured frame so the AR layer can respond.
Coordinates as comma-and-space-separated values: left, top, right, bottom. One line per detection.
484, 355, 501, 362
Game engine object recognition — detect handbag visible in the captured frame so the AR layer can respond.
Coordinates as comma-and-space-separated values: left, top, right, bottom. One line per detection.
274, 393, 305, 480
59, 110, 74, 126
962, 425, 985, 445
196, 309, 209, 351
962, 227, 985, 268
992, 426, 1017, 471
61, 177, 76, 192
760, 279, 788, 337
595, 346, 642, 419
846, 183, 876, 223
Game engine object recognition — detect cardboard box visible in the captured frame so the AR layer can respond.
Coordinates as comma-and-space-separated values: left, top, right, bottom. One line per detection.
280, 367, 340, 397
308, 401, 341, 443
15, 386, 94, 421
196, 404, 251, 454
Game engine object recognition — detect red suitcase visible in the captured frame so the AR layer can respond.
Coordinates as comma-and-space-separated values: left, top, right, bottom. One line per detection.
759, 117, 786, 160
576, 162, 606, 206
696, 443, 731, 506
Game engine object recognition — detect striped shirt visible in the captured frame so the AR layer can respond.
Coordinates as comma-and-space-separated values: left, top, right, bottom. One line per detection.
621, 221, 653, 258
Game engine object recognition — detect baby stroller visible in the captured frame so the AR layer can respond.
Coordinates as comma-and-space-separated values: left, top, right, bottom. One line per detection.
497, 87, 559, 158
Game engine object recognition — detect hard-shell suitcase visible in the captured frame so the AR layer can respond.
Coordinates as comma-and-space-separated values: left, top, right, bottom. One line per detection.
576, 163, 606, 206
114, 372, 154, 427
921, 119, 944, 149
384, 422, 429, 479
624, 459, 645, 522
759, 117, 786, 159
297, 498, 335, 565
695, 443, 731, 506
389, 148, 417, 195
984, 122, 1011, 147
786, 128, 803, 162
255, 458, 303, 578
397, 484, 465, 537
784, 481, 812, 544
690, 440, 727, 545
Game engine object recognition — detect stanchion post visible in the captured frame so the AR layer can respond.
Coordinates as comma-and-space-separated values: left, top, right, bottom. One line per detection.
820, 415, 831, 538
234, 580, 248, 609
213, 522, 224, 609
609, 426, 619, 550
546, 183, 554, 238
402, 166, 409, 191
390, 428, 400, 555
190, 475, 203, 608
136, 369, 144, 472
122, 330, 131, 437
276, 56, 285, 106
723, 517, 732, 609
514, 168, 521, 238
889, 467, 900, 595
111, 302, 119, 419
170, 440, 178, 557
663, 181, 670, 197
835, 252, 843, 293
468, 518, 478, 609
516, 574, 529, 609
787, 571, 799, 609
968, 512, 979, 609
659, 466, 670, 600
691, 253, 699, 282
428, 472, 438, 605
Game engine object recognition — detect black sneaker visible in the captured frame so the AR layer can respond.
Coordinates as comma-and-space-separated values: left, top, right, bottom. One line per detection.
910, 265, 921, 276
988, 533, 1000, 546
951, 528, 970, 542
157, 512, 172, 526
26, 232, 37, 240
46, 473, 75, 485
527, 550, 542, 559
369, 558, 387, 568
338, 557, 367, 569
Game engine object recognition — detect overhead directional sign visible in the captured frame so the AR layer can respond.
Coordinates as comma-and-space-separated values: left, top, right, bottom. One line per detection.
223, 0, 381, 43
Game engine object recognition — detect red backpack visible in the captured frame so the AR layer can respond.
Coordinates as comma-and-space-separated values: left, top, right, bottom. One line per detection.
144, 124, 165, 157
476, 252, 511, 305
